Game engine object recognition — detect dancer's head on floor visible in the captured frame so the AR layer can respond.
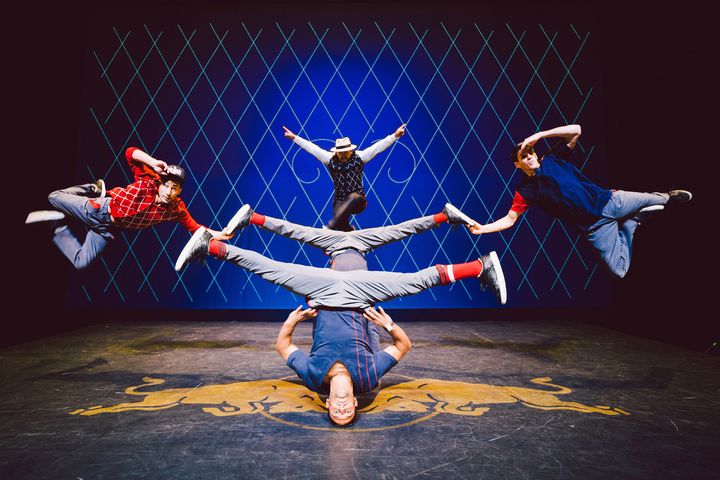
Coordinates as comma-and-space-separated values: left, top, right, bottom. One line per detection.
326, 370, 359, 426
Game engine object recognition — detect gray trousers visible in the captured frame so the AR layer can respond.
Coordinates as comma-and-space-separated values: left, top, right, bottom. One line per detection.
586, 190, 668, 278
47, 184, 116, 270
223, 245, 442, 309
259, 214, 439, 255
223, 213, 445, 308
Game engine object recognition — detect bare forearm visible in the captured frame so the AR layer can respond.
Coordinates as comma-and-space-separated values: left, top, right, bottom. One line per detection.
537, 124, 581, 143
389, 324, 412, 355
276, 307, 316, 360
130, 148, 158, 166
364, 306, 410, 361
477, 213, 517, 234
275, 319, 300, 359
381, 323, 412, 362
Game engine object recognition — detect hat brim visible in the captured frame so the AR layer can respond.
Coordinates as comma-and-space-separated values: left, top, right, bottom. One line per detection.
160, 173, 185, 185
330, 145, 357, 153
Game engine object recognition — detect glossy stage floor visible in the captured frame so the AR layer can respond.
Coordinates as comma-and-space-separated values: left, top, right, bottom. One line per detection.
1, 319, 718, 479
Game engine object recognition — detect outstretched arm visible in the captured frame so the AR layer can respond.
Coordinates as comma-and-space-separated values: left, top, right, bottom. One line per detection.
175, 210, 233, 240
520, 124, 581, 152
283, 126, 333, 165
356, 124, 406, 163
363, 306, 411, 362
468, 209, 520, 235
276, 306, 318, 361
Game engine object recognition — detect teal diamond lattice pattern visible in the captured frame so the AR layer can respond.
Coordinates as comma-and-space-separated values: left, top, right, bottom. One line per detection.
70, 16, 610, 309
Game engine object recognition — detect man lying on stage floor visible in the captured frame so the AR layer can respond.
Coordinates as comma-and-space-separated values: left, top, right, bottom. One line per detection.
174, 203, 507, 426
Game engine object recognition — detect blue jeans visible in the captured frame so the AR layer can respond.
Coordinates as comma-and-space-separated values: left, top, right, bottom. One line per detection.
586, 190, 668, 278
47, 184, 116, 270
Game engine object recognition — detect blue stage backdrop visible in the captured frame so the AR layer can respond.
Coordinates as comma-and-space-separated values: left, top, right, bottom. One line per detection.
68, 6, 610, 309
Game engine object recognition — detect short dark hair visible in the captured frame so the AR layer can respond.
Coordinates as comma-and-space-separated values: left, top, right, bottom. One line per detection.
510, 142, 523, 164
327, 409, 359, 428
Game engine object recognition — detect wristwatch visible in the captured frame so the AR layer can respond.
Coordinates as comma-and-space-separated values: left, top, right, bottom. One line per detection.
384, 320, 394, 332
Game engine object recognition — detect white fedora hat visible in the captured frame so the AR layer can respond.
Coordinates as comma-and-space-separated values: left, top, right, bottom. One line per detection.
330, 137, 357, 152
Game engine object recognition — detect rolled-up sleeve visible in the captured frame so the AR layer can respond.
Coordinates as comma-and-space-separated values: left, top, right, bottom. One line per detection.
287, 350, 310, 381
125, 147, 160, 182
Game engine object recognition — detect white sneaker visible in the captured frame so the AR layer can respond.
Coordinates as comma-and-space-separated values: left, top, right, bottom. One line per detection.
443, 203, 477, 227
25, 210, 65, 224
225, 204, 253, 235
639, 205, 664, 213
633, 205, 664, 223
175, 227, 211, 271
92, 179, 106, 198
479, 251, 507, 305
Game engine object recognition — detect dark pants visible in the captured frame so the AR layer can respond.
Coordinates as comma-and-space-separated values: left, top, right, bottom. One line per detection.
328, 193, 367, 231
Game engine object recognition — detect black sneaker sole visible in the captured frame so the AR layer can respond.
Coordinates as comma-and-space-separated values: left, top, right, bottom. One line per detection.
225, 204, 253, 234
444, 203, 477, 226
488, 251, 507, 305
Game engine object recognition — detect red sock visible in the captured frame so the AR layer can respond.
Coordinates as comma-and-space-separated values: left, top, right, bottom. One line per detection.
446, 260, 483, 282
250, 213, 265, 226
433, 212, 448, 224
208, 240, 227, 259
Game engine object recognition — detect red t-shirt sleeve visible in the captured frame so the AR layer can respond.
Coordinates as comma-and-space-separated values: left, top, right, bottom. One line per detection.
125, 147, 139, 163
510, 191, 530, 214
176, 200, 202, 233
125, 147, 160, 182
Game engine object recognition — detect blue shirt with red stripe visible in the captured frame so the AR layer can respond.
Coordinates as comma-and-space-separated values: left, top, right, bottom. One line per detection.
287, 309, 397, 394
511, 144, 612, 231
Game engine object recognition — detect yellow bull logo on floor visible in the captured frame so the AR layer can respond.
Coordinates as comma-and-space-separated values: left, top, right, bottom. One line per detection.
70, 376, 628, 427
70, 377, 326, 416
360, 377, 629, 416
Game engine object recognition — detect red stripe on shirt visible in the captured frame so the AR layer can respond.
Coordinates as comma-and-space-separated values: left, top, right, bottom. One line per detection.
351, 311, 365, 393
356, 311, 372, 388
363, 312, 379, 385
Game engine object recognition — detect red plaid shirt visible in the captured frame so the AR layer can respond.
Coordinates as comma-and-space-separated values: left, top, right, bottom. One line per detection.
107, 147, 201, 232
